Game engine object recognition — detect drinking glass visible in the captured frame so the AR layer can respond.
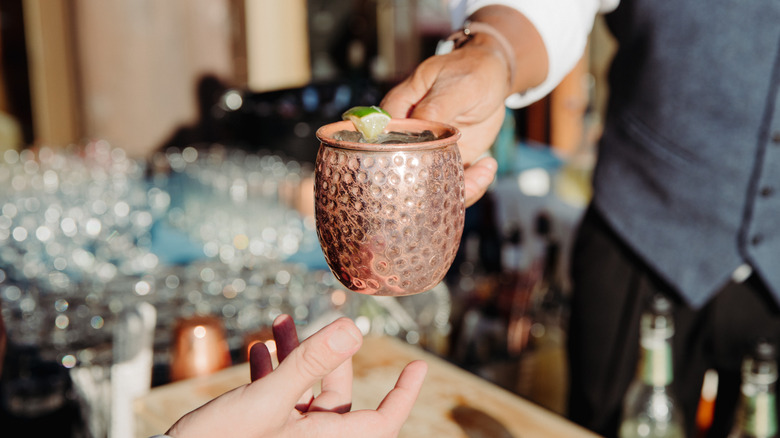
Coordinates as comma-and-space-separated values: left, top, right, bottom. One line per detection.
314, 118, 464, 296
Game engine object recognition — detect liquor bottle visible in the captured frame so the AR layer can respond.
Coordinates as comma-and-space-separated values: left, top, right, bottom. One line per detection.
729, 339, 778, 438
619, 294, 686, 438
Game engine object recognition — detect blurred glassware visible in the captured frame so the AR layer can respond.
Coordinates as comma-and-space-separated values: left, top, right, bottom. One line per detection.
0, 140, 165, 436
0, 307, 5, 378
154, 145, 316, 272
0, 139, 454, 434
0, 143, 170, 409
111, 302, 156, 438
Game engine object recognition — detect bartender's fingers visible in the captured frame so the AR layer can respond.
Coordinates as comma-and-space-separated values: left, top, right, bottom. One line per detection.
453, 106, 505, 166
379, 62, 433, 119
249, 341, 273, 382
381, 51, 508, 163
464, 156, 498, 207
260, 317, 363, 415
404, 70, 505, 140
380, 51, 501, 122
272, 314, 314, 410
308, 357, 353, 413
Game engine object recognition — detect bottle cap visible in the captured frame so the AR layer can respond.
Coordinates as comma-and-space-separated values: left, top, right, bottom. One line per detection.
754, 339, 777, 362
648, 294, 672, 315
641, 294, 674, 336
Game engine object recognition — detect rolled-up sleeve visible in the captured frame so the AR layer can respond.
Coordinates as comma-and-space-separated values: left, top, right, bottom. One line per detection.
448, 0, 619, 108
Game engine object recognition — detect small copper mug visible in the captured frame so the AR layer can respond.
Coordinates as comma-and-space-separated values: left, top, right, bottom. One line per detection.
170, 315, 231, 381
314, 118, 465, 296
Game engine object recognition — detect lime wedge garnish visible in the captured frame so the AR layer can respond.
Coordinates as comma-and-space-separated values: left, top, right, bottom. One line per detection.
342, 106, 391, 142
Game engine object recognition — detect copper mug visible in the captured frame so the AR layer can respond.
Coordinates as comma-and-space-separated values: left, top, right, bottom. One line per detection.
314, 118, 465, 296
170, 315, 232, 381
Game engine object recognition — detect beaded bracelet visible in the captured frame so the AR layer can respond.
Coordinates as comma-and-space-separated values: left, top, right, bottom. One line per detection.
436, 21, 518, 91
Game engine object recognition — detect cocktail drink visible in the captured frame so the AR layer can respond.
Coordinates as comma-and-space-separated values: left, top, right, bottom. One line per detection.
314, 118, 465, 296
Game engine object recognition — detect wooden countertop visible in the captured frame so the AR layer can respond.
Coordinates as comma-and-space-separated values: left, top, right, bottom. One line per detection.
135, 335, 599, 438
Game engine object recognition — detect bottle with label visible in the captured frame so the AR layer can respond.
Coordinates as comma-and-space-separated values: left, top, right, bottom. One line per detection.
729, 339, 778, 438
619, 294, 686, 438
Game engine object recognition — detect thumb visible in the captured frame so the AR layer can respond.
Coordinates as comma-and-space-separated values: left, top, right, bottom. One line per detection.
265, 318, 363, 410
464, 156, 498, 207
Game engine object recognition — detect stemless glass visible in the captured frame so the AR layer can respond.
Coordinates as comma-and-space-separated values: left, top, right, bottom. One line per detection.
314, 119, 464, 296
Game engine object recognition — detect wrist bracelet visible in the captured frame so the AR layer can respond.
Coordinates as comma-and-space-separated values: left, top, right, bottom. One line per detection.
437, 21, 517, 92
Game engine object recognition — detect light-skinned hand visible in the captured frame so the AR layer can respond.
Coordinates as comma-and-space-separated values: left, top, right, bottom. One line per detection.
165, 314, 428, 438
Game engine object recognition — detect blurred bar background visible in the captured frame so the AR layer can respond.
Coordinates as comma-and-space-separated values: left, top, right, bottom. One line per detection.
0, 0, 617, 436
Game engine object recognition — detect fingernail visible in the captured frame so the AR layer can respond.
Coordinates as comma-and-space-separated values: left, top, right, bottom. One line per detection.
476, 173, 494, 187
328, 326, 360, 353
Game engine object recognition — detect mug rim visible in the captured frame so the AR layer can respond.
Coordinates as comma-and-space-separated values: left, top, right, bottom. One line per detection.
316, 118, 461, 152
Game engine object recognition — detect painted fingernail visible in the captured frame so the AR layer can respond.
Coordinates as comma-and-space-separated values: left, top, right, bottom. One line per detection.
327, 326, 360, 353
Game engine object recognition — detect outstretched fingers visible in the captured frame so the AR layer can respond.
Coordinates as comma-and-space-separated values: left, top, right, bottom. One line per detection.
272, 314, 314, 410
308, 356, 354, 413
249, 341, 273, 382
257, 317, 363, 413
375, 360, 428, 428
290, 360, 429, 438
272, 314, 300, 362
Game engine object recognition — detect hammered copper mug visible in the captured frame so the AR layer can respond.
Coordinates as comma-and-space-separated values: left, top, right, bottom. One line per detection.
314, 118, 465, 296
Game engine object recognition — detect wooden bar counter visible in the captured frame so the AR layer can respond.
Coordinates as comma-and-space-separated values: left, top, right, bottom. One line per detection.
135, 335, 599, 438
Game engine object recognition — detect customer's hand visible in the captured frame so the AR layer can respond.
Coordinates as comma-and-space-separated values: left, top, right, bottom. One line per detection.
165, 314, 428, 438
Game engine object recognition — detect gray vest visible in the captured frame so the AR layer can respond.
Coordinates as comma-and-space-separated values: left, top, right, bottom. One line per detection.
592, 0, 780, 308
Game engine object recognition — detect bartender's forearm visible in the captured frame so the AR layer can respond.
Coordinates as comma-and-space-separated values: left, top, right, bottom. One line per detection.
453, 0, 608, 108
467, 5, 549, 97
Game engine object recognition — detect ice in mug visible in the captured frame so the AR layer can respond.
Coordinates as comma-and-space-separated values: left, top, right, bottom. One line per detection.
333, 129, 437, 144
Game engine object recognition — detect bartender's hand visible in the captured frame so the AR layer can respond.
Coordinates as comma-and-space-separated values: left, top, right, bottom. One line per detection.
165, 314, 428, 438
381, 40, 505, 207
381, 6, 548, 207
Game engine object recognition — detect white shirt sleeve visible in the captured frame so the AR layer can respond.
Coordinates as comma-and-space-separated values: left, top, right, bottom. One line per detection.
448, 0, 619, 108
